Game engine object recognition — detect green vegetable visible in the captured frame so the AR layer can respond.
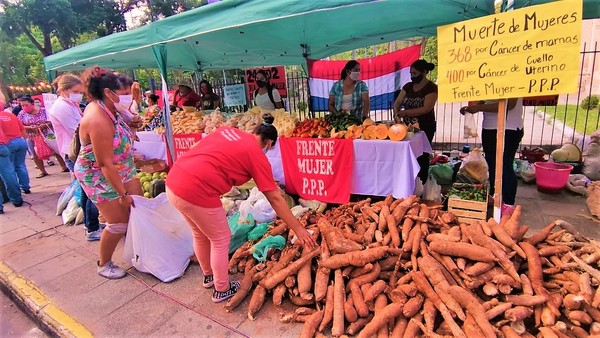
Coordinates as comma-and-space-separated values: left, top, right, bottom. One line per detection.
325, 112, 362, 131
448, 183, 487, 202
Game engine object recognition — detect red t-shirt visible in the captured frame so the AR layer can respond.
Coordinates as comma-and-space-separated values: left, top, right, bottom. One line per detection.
0, 111, 25, 141
173, 90, 201, 108
166, 127, 278, 208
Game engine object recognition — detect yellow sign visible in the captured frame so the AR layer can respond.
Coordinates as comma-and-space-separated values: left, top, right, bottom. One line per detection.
437, 0, 582, 103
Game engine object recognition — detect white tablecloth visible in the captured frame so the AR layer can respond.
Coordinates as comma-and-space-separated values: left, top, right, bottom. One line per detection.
266, 131, 433, 199
134, 131, 167, 161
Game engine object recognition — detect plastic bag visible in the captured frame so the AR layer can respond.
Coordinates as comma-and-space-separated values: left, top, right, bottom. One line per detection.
74, 208, 84, 225
61, 197, 81, 225
247, 222, 271, 241
429, 164, 454, 185
413, 177, 424, 197
56, 180, 78, 215
290, 205, 310, 218
583, 142, 600, 181
228, 212, 255, 254
514, 159, 536, 183
123, 193, 194, 282
251, 235, 286, 262
566, 174, 590, 196
43, 133, 60, 154
587, 182, 600, 219
422, 175, 442, 202
463, 113, 478, 139
457, 148, 489, 183
33, 133, 53, 160
238, 188, 277, 224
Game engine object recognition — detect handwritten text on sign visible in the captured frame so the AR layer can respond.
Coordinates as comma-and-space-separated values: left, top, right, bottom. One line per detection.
279, 138, 353, 204
223, 84, 247, 107
437, 0, 582, 103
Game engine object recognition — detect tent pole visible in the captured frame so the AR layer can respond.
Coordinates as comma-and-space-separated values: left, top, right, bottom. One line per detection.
493, 99, 507, 222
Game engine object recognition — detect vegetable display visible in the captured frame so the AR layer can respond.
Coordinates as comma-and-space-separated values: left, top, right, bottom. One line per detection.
448, 183, 487, 202
288, 118, 331, 138
324, 112, 362, 132
225, 195, 600, 337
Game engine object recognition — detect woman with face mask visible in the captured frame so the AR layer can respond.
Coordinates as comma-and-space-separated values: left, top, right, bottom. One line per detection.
393, 59, 438, 184
18, 96, 69, 177
74, 67, 142, 279
199, 80, 221, 111
49, 74, 104, 241
166, 113, 316, 303
170, 84, 201, 111
253, 70, 284, 111
328, 60, 370, 120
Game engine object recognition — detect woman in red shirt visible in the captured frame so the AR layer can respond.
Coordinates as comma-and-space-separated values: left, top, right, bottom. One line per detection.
170, 84, 201, 111
166, 114, 316, 303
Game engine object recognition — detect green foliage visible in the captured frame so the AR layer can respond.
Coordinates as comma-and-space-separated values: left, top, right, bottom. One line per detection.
297, 101, 308, 112
549, 104, 600, 136
581, 95, 599, 110
139, 0, 207, 24
0, 30, 53, 86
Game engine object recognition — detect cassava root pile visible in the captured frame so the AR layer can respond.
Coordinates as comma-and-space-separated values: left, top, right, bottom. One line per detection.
226, 195, 600, 337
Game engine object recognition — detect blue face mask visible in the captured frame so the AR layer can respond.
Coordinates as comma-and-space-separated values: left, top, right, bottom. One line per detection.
263, 148, 269, 154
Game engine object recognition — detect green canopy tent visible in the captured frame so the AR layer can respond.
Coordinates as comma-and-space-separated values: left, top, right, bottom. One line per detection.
43, 0, 599, 163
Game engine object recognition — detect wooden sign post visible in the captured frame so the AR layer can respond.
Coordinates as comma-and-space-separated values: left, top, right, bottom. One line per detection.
437, 0, 582, 222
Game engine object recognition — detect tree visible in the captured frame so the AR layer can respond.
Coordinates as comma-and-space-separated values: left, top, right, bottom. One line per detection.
139, 0, 207, 24
0, 0, 126, 56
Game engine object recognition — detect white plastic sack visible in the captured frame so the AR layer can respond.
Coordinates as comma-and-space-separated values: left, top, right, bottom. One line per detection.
413, 177, 424, 197
583, 142, 600, 181
61, 197, 81, 225
463, 113, 478, 139
422, 175, 442, 202
43, 133, 60, 154
123, 193, 194, 282
74, 208, 84, 225
56, 180, 78, 215
566, 174, 590, 196
238, 188, 277, 224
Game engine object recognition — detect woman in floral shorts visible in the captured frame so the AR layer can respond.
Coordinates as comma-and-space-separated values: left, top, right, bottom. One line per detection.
74, 67, 142, 279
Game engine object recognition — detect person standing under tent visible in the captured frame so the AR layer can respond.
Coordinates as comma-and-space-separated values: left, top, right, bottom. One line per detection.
166, 114, 316, 303
199, 80, 221, 110
254, 70, 284, 111
49, 74, 103, 241
18, 96, 69, 177
170, 84, 201, 111
142, 94, 164, 131
460, 98, 524, 216
328, 60, 370, 120
0, 110, 28, 212
74, 67, 142, 279
393, 59, 438, 184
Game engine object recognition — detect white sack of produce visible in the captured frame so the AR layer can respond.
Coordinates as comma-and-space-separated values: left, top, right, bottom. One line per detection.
123, 193, 194, 282
583, 140, 600, 181
61, 197, 81, 225
238, 188, 277, 224
566, 174, 590, 196
587, 181, 600, 219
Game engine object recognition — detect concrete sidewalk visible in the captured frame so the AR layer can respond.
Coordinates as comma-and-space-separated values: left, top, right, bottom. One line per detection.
0, 158, 596, 337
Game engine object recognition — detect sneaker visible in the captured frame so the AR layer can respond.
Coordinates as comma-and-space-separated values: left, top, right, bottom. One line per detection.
212, 281, 241, 303
22, 189, 31, 194
97, 261, 126, 279
13, 202, 23, 207
501, 204, 516, 216
85, 229, 103, 241
202, 275, 214, 288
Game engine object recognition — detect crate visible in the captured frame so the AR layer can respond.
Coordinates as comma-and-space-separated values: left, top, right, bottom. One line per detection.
447, 183, 488, 224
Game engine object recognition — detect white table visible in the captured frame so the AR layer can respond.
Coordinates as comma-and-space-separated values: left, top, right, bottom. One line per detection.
266, 131, 433, 199
134, 131, 167, 161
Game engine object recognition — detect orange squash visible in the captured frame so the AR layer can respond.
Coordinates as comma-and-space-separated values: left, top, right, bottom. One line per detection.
388, 124, 408, 141
362, 126, 376, 140
375, 124, 389, 140
362, 118, 375, 127
344, 130, 354, 139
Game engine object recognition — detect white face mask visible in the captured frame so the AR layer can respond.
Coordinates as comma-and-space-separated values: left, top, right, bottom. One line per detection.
110, 93, 133, 114
349, 71, 360, 81
68, 93, 83, 103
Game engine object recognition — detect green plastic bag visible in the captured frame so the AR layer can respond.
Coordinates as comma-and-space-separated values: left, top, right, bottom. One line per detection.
429, 164, 455, 185
251, 235, 286, 262
247, 222, 271, 241
228, 212, 255, 254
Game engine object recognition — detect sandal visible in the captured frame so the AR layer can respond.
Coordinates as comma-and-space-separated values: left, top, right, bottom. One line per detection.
36, 172, 49, 178
61, 168, 70, 173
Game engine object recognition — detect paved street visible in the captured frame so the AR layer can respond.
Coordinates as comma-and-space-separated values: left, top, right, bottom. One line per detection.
0, 292, 48, 338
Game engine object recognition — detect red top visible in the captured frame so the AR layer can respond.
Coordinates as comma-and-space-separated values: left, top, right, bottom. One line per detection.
0, 111, 25, 142
166, 127, 278, 207
173, 90, 201, 108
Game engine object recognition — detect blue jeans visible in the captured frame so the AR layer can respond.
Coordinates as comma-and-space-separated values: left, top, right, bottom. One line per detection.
0, 144, 23, 208
65, 156, 100, 232
8, 138, 30, 191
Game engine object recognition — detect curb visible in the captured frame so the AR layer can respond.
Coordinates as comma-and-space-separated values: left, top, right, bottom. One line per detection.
0, 262, 93, 338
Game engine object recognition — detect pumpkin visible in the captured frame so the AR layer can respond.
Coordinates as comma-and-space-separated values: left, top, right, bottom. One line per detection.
362, 118, 375, 126
362, 126, 376, 140
353, 126, 365, 139
344, 130, 354, 139
388, 124, 408, 141
375, 124, 389, 140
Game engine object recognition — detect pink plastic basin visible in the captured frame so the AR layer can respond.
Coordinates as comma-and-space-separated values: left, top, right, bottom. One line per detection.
534, 162, 573, 194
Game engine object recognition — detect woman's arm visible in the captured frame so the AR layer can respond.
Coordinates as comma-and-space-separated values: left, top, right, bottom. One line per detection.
263, 190, 317, 249
464, 98, 518, 114
393, 90, 407, 116
328, 95, 337, 114
212, 97, 221, 109
361, 92, 370, 119
402, 92, 438, 118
